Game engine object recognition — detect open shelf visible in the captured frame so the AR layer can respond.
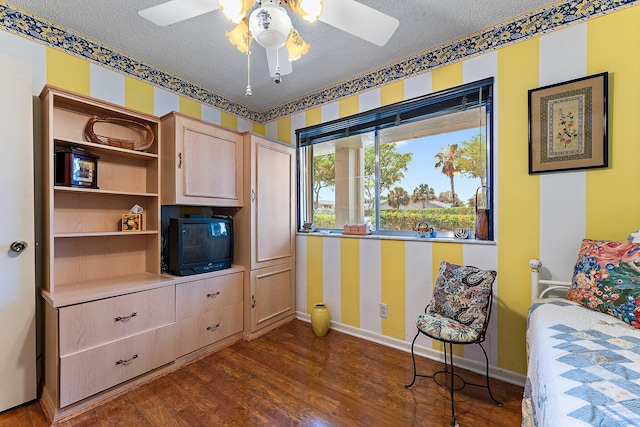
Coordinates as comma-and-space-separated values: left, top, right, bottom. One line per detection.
54, 137, 158, 160
54, 186, 158, 198
42, 85, 161, 295
54, 231, 158, 238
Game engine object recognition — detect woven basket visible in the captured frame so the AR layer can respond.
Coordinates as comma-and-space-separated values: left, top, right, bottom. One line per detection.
84, 116, 154, 151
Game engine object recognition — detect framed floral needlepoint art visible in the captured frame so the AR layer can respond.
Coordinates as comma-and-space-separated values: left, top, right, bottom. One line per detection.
528, 72, 608, 174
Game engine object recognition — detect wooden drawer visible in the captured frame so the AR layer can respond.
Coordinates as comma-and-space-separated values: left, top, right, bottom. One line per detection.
176, 272, 242, 321
59, 286, 175, 356
201, 301, 243, 346
59, 324, 176, 407
176, 301, 243, 356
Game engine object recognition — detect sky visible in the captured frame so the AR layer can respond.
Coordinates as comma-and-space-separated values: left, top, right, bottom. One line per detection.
318, 127, 485, 206
394, 128, 484, 204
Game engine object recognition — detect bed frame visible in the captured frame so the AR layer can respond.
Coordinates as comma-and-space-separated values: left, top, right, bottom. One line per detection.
528, 258, 571, 301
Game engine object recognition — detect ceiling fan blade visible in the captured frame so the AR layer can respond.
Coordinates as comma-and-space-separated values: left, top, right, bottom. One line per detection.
138, 0, 220, 26
319, 0, 399, 47
266, 47, 293, 77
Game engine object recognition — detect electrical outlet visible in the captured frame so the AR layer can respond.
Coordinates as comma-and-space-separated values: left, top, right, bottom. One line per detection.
379, 303, 388, 318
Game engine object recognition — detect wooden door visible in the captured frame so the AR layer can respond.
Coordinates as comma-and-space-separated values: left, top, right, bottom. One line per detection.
0, 53, 37, 411
250, 136, 295, 270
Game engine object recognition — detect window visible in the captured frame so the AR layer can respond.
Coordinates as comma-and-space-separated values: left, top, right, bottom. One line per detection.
297, 78, 493, 239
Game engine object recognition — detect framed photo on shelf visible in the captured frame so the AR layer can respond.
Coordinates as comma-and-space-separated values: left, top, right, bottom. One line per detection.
528, 72, 608, 174
55, 147, 100, 189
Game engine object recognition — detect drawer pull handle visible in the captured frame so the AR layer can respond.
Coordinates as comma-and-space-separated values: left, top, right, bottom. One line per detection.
114, 312, 137, 322
115, 354, 138, 365
206, 323, 221, 331
252, 295, 256, 308
206, 291, 221, 298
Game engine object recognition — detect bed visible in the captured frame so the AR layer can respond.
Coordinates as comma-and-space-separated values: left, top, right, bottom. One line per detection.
522, 239, 640, 427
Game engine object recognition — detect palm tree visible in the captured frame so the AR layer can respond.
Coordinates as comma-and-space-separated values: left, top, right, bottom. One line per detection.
412, 183, 435, 208
434, 144, 462, 207
388, 186, 410, 210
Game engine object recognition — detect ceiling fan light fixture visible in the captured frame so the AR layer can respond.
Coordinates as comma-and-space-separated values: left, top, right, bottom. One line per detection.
285, 29, 310, 61
249, 0, 292, 50
288, 0, 322, 23
219, 0, 253, 24
226, 18, 253, 54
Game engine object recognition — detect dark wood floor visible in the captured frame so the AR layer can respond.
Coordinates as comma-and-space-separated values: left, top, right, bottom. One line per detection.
1, 320, 523, 426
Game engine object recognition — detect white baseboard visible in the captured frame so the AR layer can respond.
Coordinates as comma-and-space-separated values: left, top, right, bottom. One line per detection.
296, 312, 525, 387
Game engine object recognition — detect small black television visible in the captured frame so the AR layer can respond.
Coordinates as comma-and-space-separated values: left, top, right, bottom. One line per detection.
168, 216, 234, 276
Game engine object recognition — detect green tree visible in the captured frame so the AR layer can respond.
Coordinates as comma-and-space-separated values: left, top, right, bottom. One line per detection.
434, 144, 462, 207
313, 153, 335, 209
412, 183, 435, 208
458, 131, 487, 189
364, 143, 413, 209
388, 186, 410, 210
438, 191, 463, 206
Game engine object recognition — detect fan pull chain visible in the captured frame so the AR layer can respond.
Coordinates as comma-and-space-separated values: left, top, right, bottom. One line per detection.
274, 48, 282, 84
246, 42, 252, 97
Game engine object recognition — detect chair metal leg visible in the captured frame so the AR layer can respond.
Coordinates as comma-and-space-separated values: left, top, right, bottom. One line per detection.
405, 330, 420, 389
478, 342, 502, 406
447, 342, 457, 427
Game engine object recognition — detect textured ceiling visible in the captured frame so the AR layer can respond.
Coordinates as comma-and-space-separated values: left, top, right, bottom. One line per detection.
7, 0, 556, 112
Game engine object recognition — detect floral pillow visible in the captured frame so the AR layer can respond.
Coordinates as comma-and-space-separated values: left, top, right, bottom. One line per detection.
566, 239, 640, 327
427, 260, 497, 333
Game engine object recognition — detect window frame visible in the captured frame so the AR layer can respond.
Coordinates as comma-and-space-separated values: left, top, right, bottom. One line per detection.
296, 78, 494, 240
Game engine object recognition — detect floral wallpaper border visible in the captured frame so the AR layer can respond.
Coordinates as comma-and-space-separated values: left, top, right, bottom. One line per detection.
0, 0, 637, 123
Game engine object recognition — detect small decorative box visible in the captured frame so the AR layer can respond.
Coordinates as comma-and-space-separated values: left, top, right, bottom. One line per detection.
121, 213, 142, 231
342, 224, 372, 235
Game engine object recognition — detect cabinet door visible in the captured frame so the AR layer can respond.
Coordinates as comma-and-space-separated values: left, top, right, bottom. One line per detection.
249, 136, 296, 270
168, 114, 243, 206
248, 262, 295, 333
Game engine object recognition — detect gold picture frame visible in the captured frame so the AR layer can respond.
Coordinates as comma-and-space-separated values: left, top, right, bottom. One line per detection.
528, 72, 608, 174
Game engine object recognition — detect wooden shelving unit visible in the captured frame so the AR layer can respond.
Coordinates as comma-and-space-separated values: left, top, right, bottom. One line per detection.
39, 86, 175, 421
41, 86, 162, 297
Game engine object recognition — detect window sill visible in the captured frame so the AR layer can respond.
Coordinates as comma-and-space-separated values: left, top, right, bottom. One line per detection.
296, 231, 495, 245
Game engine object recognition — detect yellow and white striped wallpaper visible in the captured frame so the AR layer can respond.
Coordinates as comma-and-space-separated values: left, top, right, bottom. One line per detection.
287, 7, 640, 382
1, 4, 639, 384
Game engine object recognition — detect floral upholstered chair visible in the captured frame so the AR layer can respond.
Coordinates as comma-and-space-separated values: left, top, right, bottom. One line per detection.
406, 260, 501, 427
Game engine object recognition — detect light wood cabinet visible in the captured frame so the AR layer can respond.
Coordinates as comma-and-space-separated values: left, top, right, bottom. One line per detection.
38, 89, 252, 424
43, 285, 177, 413
40, 85, 162, 293
175, 270, 244, 356
39, 86, 176, 422
160, 112, 243, 207
58, 312, 176, 407
234, 133, 296, 339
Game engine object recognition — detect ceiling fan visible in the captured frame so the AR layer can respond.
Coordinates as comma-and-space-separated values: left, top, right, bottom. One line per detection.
138, 0, 399, 95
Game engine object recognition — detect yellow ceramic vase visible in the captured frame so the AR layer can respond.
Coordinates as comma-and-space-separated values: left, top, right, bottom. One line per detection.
311, 303, 330, 337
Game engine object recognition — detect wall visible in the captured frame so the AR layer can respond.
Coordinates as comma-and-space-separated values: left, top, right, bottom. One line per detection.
1, 2, 638, 384
0, 31, 264, 133
279, 6, 640, 382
